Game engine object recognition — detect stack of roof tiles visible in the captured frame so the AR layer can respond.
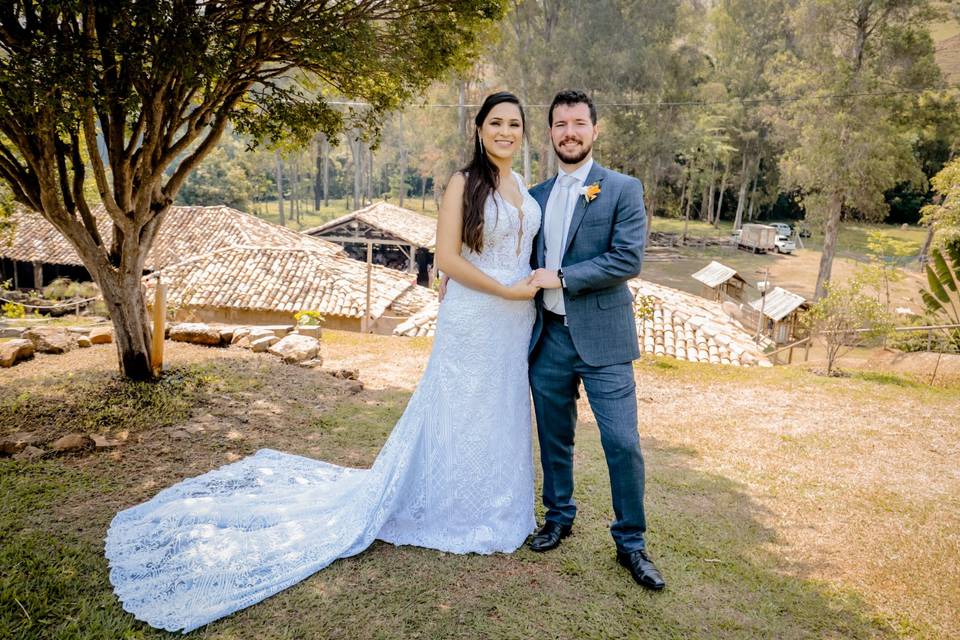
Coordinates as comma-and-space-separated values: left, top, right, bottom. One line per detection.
305, 202, 437, 248
1, 205, 341, 270
146, 245, 434, 321
629, 279, 771, 367
394, 278, 770, 367
393, 300, 439, 337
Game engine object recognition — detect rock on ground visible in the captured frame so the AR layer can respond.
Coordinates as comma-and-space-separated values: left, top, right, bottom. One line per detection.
89, 327, 114, 344
250, 335, 279, 352
169, 323, 223, 346
51, 432, 93, 452
268, 334, 320, 363
23, 328, 77, 354
0, 338, 34, 367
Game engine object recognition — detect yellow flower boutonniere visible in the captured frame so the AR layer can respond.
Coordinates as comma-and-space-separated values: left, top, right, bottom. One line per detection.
581, 182, 601, 203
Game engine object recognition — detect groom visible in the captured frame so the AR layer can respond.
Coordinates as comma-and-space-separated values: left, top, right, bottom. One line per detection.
527, 90, 664, 590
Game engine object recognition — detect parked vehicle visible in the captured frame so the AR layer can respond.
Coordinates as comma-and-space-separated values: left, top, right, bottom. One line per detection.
770, 222, 793, 237
737, 224, 777, 253
797, 223, 812, 238
774, 235, 796, 254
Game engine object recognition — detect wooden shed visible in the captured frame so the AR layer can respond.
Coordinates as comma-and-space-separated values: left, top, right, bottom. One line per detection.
304, 202, 436, 286
690, 261, 749, 302
749, 286, 810, 344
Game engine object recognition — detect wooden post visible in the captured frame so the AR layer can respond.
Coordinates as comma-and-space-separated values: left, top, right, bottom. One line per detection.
408, 244, 416, 274
363, 242, 373, 333
151, 282, 166, 375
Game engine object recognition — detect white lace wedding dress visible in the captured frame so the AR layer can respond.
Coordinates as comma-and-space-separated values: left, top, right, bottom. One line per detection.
105, 172, 542, 633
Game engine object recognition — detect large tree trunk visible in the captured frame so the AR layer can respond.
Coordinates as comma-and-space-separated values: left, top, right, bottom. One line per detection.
398, 115, 407, 207
733, 151, 749, 231
274, 150, 285, 227
714, 162, 728, 229
747, 154, 761, 222
99, 268, 153, 380
705, 159, 717, 223
322, 136, 330, 208
815, 193, 844, 299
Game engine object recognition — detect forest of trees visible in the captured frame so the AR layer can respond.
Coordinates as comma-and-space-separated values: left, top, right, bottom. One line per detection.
178, 0, 960, 298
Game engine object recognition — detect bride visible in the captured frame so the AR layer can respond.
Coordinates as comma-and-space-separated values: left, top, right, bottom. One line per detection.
105, 92, 543, 633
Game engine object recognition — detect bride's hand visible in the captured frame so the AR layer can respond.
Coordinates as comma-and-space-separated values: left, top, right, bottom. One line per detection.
505, 275, 540, 300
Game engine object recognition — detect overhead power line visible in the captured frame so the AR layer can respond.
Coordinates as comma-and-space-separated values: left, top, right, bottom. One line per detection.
325, 88, 955, 110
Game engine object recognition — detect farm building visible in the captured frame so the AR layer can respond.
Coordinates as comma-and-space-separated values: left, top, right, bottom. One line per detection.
0, 204, 342, 289
304, 202, 436, 286
146, 245, 436, 333
691, 261, 750, 302
749, 286, 809, 344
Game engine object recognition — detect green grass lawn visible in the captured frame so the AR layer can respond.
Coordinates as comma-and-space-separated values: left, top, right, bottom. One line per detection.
2, 336, 958, 639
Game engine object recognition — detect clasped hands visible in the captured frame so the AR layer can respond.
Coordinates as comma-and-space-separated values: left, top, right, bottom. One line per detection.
438, 268, 562, 302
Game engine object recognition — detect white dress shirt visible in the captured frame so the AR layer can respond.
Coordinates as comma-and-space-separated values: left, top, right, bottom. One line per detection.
543, 158, 594, 315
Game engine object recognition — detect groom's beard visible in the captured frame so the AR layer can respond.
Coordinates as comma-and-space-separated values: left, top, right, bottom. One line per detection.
553, 137, 593, 165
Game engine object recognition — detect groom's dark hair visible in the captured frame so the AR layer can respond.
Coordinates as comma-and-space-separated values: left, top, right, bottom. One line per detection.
548, 90, 597, 127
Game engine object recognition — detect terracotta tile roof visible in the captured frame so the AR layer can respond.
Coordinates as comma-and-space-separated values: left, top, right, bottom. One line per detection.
393, 300, 439, 337
304, 202, 437, 249
390, 283, 439, 316
630, 279, 771, 367
144, 245, 435, 321
749, 286, 808, 322
394, 277, 770, 367
1, 205, 341, 270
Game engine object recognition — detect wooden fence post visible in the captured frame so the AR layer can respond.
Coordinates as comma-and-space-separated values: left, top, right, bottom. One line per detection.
151, 282, 166, 375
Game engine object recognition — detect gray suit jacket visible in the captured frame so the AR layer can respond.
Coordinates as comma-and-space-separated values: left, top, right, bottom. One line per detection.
528, 162, 646, 366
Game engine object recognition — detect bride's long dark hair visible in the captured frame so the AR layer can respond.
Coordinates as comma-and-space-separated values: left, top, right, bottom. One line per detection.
461, 92, 525, 253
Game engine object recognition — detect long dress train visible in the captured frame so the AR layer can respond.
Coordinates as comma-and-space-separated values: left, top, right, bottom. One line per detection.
104, 172, 542, 633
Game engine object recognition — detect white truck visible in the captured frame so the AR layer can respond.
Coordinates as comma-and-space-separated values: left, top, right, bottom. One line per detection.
735, 224, 777, 253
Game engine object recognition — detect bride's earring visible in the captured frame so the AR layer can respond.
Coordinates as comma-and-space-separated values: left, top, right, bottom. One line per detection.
478, 135, 485, 155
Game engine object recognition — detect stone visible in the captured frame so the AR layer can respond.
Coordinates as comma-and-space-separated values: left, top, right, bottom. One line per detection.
66, 326, 91, 336
88, 327, 114, 344
13, 445, 45, 461
1, 431, 40, 455
249, 328, 277, 340
295, 325, 322, 339
267, 334, 320, 364
0, 338, 34, 367
345, 380, 364, 394
51, 432, 93, 452
0, 327, 23, 338
77, 336, 92, 348
225, 452, 243, 462
330, 368, 358, 380
231, 327, 251, 344
250, 335, 278, 352
23, 328, 77, 354
169, 323, 222, 346
90, 434, 121, 448
298, 358, 325, 369
261, 324, 295, 338
218, 328, 235, 344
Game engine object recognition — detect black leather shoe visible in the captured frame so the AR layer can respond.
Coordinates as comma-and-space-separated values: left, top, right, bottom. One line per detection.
527, 521, 572, 552
616, 549, 666, 590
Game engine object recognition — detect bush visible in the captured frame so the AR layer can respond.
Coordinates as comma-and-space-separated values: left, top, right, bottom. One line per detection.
42, 278, 100, 301
2, 301, 25, 318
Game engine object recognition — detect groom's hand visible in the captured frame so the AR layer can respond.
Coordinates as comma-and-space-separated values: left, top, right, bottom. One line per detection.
530, 268, 562, 289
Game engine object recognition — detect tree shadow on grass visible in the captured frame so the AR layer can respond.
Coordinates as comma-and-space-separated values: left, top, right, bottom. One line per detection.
2, 365, 905, 639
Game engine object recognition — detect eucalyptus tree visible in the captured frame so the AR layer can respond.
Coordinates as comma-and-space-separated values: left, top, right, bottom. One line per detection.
767, 0, 942, 299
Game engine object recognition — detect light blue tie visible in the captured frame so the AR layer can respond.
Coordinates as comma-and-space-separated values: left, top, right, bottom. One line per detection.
545, 175, 577, 313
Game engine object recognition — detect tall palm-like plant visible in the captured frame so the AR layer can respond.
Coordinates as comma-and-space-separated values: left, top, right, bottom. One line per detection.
921, 245, 960, 349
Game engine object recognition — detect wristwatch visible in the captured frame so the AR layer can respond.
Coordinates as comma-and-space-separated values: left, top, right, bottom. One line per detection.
557, 268, 565, 288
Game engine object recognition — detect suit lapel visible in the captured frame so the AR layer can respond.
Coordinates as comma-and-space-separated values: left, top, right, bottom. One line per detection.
532, 176, 556, 268
563, 163, 606, 257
